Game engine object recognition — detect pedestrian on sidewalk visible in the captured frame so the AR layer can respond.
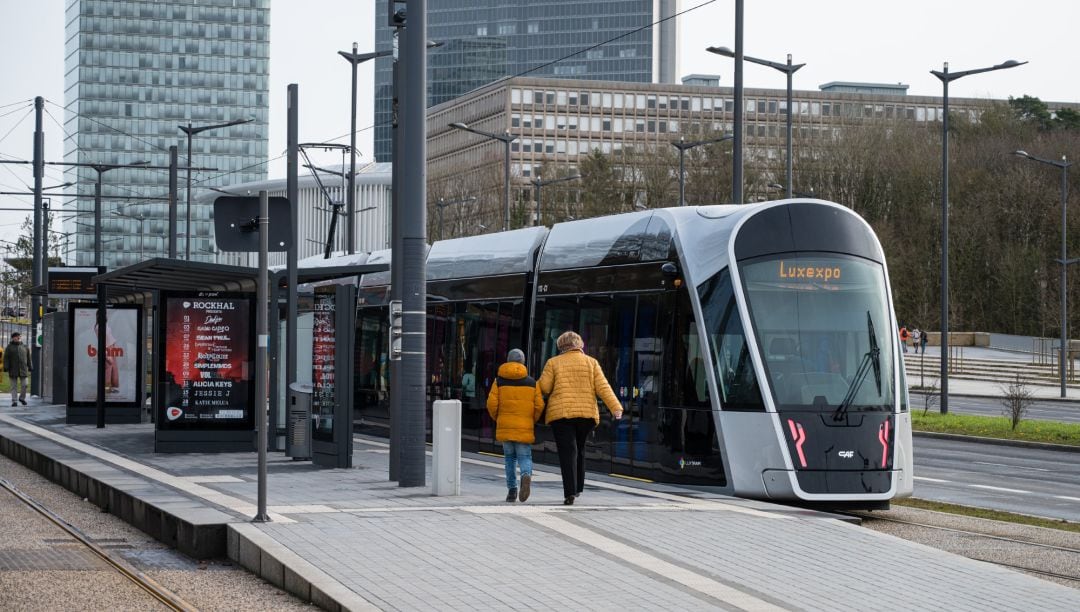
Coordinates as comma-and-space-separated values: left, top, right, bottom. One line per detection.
920, 330, 929, 354
538, 331, 623, 506
4, 332, 31, 406
486, 348, 545, 503
911, 328, 922, 354
899, 325, 910, 353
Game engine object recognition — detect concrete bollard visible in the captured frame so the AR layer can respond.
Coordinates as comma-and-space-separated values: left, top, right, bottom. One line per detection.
431, 400, 461, 496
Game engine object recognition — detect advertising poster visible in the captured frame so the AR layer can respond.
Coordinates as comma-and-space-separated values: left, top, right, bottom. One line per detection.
311, 290, 336, 441
70, 305, 141, 404
160, 293, 254, 429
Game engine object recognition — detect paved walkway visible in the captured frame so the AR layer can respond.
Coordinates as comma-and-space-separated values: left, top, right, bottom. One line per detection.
906, 345, 1080, 402
0, 403, 1077, 611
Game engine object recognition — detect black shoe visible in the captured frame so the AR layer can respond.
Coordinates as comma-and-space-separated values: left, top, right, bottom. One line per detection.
19, 399, 26, 406
563, 496, 575, 506
506, 489, 517, 502
519, 475, 531, 503
10, 402, 15, 407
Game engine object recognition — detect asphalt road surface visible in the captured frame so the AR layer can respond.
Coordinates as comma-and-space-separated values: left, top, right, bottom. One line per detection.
911, 392, 1080, 424
912, 435, 1080, 522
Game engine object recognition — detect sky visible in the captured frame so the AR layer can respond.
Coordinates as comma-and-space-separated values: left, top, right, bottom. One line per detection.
1, 0, 1078, 249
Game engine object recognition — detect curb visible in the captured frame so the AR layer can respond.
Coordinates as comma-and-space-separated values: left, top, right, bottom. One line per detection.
908, 390, 1080, 405
912, 430, 1080, 453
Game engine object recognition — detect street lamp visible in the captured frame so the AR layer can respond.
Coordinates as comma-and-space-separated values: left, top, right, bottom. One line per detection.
179, 118, 254, 260
87, 161, 149, 268
531, 173, 581, 226
339, 44, 393, 254
448, 122, 518, 231
671, 135, 733, 206
435, 196, 477, 240
707, 46, 804, 199
767, 182, 815, 199
111, 209, 148, 263
931, 59, 1026, 414
1015, 150, 1072, 397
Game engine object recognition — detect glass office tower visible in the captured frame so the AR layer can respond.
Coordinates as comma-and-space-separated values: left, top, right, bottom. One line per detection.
63, 0, 269, 267
372, 0, 679, 161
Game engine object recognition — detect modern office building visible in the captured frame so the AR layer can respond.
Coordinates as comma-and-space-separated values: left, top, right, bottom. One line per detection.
63, 0, 270, 268
372, 0, 680, 161
198, 162, 393, 268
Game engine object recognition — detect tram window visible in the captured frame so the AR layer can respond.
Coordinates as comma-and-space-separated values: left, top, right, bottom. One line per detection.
354, 308, 389, 417
698, 269, 765, 411
662, 287, 710, 409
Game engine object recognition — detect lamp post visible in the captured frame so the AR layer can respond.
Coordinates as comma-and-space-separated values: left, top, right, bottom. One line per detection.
671, 135, 733, 206
1015, 150, 1072, 397
435, 196, 477, 239
931, 59, 1026, 414
767, 182, 814, 199
531, 173, 581, 226
339, 44, 393, 254
179, 118, 254, 259
88, 161, 149, 268
448, 122, 518, 231
706, 46, 804, 199
111, 209, 147, 263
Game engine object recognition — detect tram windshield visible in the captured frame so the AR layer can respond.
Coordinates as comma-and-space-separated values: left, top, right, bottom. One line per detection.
739, 254, 896, 414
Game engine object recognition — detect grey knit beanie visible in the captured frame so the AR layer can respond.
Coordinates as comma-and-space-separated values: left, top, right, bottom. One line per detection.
507, 348, 525, 364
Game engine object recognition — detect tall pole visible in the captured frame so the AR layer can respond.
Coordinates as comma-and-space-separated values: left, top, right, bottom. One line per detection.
185, 125, 193, 259
785, 55, 794, 199
286, 84, 299, 426
31, 97, 43, 396
678, 143, 686, 206
503, 136, 511, 231
940, 71, 950, 413
254, 190, 270, 522
533, 182, 542, 226
732, 0, 744, 204
95, 280, 106, 428
437, 199, 444, 239
1061, 159, 1070, 397
348, 43, 359, 254
94, 173, 103, 268
168, 146, 178, 258
389, 28, 403, 482
400, 0, 428, 487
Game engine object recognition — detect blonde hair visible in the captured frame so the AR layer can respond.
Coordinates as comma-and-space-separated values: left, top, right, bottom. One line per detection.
556, 331, 583, 352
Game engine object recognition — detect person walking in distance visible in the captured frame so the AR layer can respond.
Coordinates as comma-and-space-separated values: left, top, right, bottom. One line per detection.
4, 332, 31, 406
538, 331, 623, 505
486, 348, 545, 503
920, 329, 929, 354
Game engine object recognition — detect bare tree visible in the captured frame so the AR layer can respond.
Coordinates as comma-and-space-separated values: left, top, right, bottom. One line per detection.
999, 374, 1034, 430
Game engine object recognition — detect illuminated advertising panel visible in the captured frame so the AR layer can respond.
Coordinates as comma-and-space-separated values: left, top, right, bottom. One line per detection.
68, 305, 142, 406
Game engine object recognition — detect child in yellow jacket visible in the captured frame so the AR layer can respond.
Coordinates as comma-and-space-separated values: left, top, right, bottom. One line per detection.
486, 348, 545, 502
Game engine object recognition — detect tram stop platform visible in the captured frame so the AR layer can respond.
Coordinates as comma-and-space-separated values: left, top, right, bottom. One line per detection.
1, 402, 1078, 611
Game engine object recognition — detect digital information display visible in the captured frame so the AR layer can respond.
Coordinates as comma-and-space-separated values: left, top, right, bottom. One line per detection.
159, 292, 254, 430
311, 290, 336, 442
68, 304, 142, 406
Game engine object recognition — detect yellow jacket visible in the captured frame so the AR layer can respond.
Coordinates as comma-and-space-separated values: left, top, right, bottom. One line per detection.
486, 362, 545, 443
538, 349, 622, 425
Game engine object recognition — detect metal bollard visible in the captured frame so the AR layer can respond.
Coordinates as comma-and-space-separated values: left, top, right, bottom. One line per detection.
432, 400, 461, 496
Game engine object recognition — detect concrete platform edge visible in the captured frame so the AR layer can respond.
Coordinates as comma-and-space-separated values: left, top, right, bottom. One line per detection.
229, 523, 380, 612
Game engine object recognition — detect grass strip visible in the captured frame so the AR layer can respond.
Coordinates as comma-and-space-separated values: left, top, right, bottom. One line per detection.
895, 497, 1080, 533
911, 410, 1080, 446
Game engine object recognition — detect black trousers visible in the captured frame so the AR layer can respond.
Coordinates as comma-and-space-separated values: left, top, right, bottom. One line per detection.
550, 418, 595, 500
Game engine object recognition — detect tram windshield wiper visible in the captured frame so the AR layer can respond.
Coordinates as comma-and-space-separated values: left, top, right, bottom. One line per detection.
832, 311, 881, 422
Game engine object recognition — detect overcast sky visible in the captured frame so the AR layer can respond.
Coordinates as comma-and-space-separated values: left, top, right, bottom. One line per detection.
1, 0, 1077, 248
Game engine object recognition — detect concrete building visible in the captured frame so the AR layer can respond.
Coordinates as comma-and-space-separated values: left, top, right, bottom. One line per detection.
426, 75, 1052, 233
372, 0, 680, 161
63, 0, 270, 268
198, 162, 392, 267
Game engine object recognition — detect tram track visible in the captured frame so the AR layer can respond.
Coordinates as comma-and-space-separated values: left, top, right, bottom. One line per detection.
0, 477, 199, 612
850, 510, 1080, 585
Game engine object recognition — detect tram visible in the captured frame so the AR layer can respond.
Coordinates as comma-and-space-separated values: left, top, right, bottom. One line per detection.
350, 200, 913, 507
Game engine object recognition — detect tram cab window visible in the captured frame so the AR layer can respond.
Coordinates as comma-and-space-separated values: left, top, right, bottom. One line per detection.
697, 268, 765, 411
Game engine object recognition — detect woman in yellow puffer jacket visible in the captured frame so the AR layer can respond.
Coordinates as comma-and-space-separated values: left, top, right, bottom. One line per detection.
538, 331, 622, 505
486, 348, 545, 503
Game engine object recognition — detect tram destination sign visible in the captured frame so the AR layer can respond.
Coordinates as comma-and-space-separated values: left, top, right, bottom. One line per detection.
47, 267, 103, 299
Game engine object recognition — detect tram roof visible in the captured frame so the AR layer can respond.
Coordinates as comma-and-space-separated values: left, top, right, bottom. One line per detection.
427, 227, 548, 281
539, 210, 676, 271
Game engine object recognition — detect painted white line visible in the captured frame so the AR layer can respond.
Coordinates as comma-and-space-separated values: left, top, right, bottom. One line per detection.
523, 513, 786, 611
968, 484, 1031, 495
267, 504, 340, 514
1056, 495, 1080, 502
913, 476, 950, 483
181, 475, 244, 483
973, 461, 1051, 472
0, 415, 295, 523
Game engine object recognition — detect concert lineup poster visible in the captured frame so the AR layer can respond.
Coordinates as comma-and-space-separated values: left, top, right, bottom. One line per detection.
160, 293, 254, 429
311, 289, 335, 441
69, 305, 141, 405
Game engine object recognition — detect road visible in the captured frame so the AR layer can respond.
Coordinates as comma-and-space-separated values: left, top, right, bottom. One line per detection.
910, 392, 1080, 424
912, 435, 1080, 522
